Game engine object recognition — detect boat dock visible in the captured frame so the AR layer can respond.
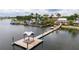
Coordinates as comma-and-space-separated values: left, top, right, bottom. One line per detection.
14, 37, 43, 50
13, 23, 62, 50
35, 23, 62, 39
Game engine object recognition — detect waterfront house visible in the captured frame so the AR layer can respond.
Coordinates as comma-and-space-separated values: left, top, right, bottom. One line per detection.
31, 19, 36, 23
74, 18, 79, 25
75, 20, 79, 24
56, 18, 68, 25
26, 20, 31, 25
26, 19, 36, 25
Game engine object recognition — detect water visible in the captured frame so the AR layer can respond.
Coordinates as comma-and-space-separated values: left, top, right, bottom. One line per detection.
34, 30, 79, 50
0, 19, 47, 50
0, 19, 79, 50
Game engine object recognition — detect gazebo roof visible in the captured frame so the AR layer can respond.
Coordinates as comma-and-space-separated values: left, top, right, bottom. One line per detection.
23, 31, 34, 36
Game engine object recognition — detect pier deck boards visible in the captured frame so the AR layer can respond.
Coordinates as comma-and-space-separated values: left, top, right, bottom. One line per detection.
36, 23, 62, 39
14, 37, 43, 50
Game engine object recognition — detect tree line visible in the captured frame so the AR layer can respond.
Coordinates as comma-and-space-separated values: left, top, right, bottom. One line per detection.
15, 13, 61, 21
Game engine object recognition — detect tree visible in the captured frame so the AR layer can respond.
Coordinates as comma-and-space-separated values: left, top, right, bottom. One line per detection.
68, 20, 73, 25
74, 13, 79, 20
30, 13, 34, 16
29, 13, 34, 19
67, 14, 79, 21
41, 18, 54, 26
43, 14, 49, 20
50, 14, 54, 19
35, 13, 38, 19
43, 14, 48, 17
67, 15, 75, 21
56, 13, 61, 18
35, 13, 41, 24
16, 16, 24, 21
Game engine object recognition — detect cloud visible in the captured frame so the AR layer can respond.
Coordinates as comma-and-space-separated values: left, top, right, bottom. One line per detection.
54, 9, 79, 16
0, 9, 79, 17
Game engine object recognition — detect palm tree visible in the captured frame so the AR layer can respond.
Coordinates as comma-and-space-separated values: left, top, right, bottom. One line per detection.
43, 14, 49, 20
31, 13, 34, 15
43, 14, 48, 17
35, 13, 40, 24
56, 13, 61, 18
30, 13, 34, 19
50, 14, 54, 19
74, 13, 79, 20
51, 14, 54, 17
35, 13, 38, 20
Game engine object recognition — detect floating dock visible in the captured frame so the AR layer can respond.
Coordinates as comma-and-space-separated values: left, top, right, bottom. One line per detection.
14, 37, 43, 50
13, 23, 62, 50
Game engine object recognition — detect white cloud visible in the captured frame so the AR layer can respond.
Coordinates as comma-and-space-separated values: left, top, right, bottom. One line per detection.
56, 9, 79, 16
0, 9, 79, 17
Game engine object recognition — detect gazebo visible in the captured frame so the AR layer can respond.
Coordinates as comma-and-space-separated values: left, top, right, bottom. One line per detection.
13, 31, 43, 50
23, 31, 35, 44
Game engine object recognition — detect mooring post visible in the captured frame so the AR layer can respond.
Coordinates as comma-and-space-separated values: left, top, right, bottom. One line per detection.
12, 36, 14, 45
12, 44, 15, 50
11, 36, 15, 50
33, 34, 34, 41
27, 42, 28, 50
27, 36, 29, 50
23, 34, 25, 41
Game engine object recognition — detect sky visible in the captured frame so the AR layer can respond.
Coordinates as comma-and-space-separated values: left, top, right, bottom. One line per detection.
0, 9, 79, 17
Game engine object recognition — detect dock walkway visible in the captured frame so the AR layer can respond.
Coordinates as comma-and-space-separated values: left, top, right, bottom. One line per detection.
35, 23, 62, 39
13, 23, 62, 50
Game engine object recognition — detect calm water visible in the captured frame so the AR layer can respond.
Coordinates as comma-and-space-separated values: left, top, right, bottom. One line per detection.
0, 19, 79, 50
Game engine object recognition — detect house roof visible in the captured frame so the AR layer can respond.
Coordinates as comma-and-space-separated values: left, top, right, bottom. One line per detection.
75, 20, 79, 23
57, 18, 67, 21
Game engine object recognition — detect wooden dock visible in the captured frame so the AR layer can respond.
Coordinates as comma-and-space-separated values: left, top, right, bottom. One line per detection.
14, 37, 43, 50
13, 23, 62, 50
35, 23, 62, 39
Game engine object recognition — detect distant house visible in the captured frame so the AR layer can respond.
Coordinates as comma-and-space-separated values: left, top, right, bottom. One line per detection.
25, 20, 30, 25
74, 18, 79, 25
75, 20, 79, 24
55, 18, 68, 25
31, 19, 36, 23
25, 19, 36, 25
75, 18, 79, 24
57, 18, 67, 23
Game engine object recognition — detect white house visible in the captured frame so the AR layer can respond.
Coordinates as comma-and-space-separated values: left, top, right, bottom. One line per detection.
74, 18, 79, 25
75, 18, 79, 23
26, 19, 36, 25
31, 19, 36, 23
75, 20, 79, 24
56, 18, 67, 23
55, 18, 68, 25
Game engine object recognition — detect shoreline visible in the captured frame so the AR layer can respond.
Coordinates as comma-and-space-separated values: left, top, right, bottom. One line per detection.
61, 25, 79, 30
